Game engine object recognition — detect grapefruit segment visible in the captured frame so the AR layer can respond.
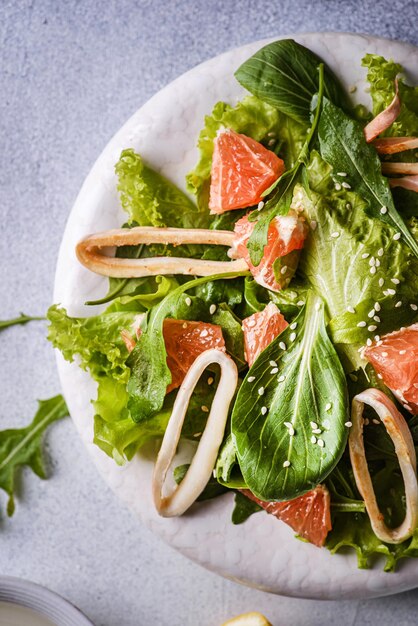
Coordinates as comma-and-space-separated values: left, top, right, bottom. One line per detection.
242, 302, 288, 367
241, 485, 332, 547
364, 323, 418, 414
121, 319, 225, 394
209, 129, 285, 214
232, 211, 307, 292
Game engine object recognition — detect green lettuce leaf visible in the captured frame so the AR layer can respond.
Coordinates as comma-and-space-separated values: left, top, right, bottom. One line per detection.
0, 395, 68, 516
232, 491, 262, 524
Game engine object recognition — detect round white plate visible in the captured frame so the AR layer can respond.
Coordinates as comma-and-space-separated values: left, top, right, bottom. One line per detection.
54, 32, 418, 600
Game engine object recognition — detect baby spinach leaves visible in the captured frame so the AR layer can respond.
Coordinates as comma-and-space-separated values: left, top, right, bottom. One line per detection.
235, 39, 348, 125
318, 97, 418, 258
231, 292, 348, 501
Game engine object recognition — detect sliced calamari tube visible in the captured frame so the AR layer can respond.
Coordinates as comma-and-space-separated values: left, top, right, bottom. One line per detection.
381, 162, 418, 176
76, 226, 247, 278
389, 175, 418, 193
349, 388, 418, 544
364, 80, 401, 143
152, 348, 238, 517
373, 136, 418, 155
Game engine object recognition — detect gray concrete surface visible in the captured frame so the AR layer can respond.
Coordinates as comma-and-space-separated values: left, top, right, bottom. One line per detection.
1, 1, 418, 624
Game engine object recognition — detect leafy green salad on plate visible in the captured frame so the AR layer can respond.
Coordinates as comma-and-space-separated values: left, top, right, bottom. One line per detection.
47, 39, 418, 572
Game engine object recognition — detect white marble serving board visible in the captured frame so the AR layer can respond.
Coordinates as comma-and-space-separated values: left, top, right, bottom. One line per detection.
53, 32, 418, 600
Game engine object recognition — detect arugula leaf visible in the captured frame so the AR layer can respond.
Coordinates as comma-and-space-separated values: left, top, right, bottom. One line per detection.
126, 271, 249, 423
0, 395, 68, 516
211, 304, 246, 370
215, 434, 247, 489
318, 97, 418, 258
232, 291, 348, 501
0, 313, 45, 332
235, 39, 349, 124
173, 464, 228, 501
231, 491, 262, 524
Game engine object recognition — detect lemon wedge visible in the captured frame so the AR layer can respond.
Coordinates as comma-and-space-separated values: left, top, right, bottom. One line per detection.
222, 612, 272, 626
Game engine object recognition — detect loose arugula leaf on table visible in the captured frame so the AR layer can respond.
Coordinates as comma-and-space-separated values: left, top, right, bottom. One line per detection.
126, 271, 250, 423
0, 395, 68, 516
232, 291, 348, 501
234, 39, 348, 124
232, 491, 262, 525
318, 97, 418, 258
0, 313, 45, 332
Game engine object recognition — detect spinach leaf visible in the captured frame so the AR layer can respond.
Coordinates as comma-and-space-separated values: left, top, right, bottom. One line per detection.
211, 304, 246, 370
126, 271, 250, 423
231, 491, 262, 524
318, 97, 418, 258
235, 39, 348, 124
215, 434, 247, 489
174, 464, 228, 501
232, 291, 348, 501
0, 313, 44, 332
0, 395, 68, 516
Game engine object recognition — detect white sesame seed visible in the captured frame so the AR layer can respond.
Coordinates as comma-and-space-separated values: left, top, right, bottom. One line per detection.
374, 335, 380, 342
372, 419, 380, 425
368, 325, 377, 332
337, 172, 347, 177
357, 321, 367, 327
331, 231, 340, 238
379, 278, 384, 287
290, 322, 297, 330
280, 265, 288, 275
342, 182, 351, 189
247, 376, 255, 383
258, 387, 265, 396
201, 329, 208, 337
325, 403, 332, 411
370, 266, 377, 275
411, 304, 418, 311
270, 367, 279, 374
347, 306, 356, 314
209, 304, 217, 315
375, 258, 381, 267
311, 436, 317, 444
369, 257, 376, 266
393, 232, 401, 241
395, 301, 402, 308
279, 341, 287, 350
380, 206, 388, 214
283, 460, 291, 468
201, 405, 209, 413
310, 220, 318, 230
194, 432, 202, 438
207, 377, 214, 385
366, 338, 373, 346
257, 201, 265, 210
377, 373, 383, 379
317, 439, 325, 448
290, 332, 297, 342
391, 278, 400, 285
261, 406, 268, 415
284, 421, 292, 429
335, 183, 342, 191
377, 248, 384, 257
387, 288, 396, 296
268, 138, 275, 146
288, 426, 295, 436
373, 316, 380, 323
362, 253, 370, 259
269, 360, 277, 367
310, 421, 318, 429
278, 375, 285, 383
345, 421, 353, 428
374, 302, 381, 312
312, 428, 322, 434
182, 322, 188, 329
368, 309, 375, 318
399, 350, 406, 355
185, 297, 192, 306
346, 202, 352, 210
297, 300, 305, 306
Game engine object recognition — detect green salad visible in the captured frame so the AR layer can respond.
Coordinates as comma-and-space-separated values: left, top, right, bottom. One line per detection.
48, 40, 418, 571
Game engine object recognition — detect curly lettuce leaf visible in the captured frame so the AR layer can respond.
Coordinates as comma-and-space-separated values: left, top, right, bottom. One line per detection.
186, 95, 307, 211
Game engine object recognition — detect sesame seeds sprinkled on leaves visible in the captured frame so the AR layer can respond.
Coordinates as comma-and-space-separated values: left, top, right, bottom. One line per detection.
201, 405, 209, 413
393, 232, 401, 241
278, 375, 285, 383
347, 306, 356, 314
283, 460, 291, 468
279, 341, 287, 351
310, 421, 318, 429
411, 304, 418, 311
362, 253, 370, 259
345, 421, 353, 428
290, 332, 297, 342
261, 406, 268, 415
391, 278, 400, 285
311, 435, 317, 444
378, 278, 384, 287
331, 231, 340, 238
269, 360, 277, 368
209, 304, 217, 315
247, 376, 255, 383
368, 325, 377, 332
377, 248, 384, 257
395, 301, 402, 308
258, 386, 265, 396
317, 439, 325, 448
290, 322, 297, 330
380, 206, 388, 214
270, 367, 279, 374
257, 201, 265, 211
185, 297, 192, 306
357, 321, 367, 328
325, 403, 332, 411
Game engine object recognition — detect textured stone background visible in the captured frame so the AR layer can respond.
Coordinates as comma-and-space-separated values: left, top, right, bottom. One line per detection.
1, 1, 418, 625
